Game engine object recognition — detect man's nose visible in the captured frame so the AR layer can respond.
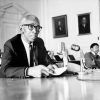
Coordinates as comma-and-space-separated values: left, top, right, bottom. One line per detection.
32, 28, 36, 33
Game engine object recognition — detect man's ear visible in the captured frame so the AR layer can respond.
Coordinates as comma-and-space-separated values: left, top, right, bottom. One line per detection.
19, 25, 25, 33
19, 25, 23, 31
90, 48, 93, 51
20, 27, 22, 31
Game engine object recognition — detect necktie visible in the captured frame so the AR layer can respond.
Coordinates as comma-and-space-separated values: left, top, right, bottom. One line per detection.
33, 45, 38, 66
29, 44, 33, 67
29, 43, 38, 67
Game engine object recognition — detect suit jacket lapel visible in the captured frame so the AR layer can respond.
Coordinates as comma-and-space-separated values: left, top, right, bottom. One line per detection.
90, 52, 96, 60
21, 43, 29, 66
17, 35, 29, 66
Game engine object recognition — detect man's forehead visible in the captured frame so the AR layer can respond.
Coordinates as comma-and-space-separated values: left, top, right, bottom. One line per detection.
20, 18, 39, 25
92, 45, 99, 49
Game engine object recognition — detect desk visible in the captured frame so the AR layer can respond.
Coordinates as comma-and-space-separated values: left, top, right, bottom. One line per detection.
77, 69, 100, 81
0, 75, 100, 100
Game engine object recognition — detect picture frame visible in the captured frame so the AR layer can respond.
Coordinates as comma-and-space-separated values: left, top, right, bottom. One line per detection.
52, 15, 68, 38
78, 13, 91, 35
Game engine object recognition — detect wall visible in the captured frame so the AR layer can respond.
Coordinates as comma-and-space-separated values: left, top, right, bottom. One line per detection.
0, 0, 100, 55
0, 0, 42, 51
41, 0, 100, 54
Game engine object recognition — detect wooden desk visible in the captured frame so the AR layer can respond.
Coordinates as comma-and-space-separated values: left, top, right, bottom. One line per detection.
0, 75, 100, 100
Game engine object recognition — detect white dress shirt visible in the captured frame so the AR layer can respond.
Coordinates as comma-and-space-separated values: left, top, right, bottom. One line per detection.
21, 36, 30, 66
91, 51, 96, 56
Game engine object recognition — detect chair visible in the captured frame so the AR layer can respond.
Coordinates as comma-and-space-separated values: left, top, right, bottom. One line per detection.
54, 55, 63, 62
80, 49, 88, 70
68, 55, 80, 65
68, 55, 75, 60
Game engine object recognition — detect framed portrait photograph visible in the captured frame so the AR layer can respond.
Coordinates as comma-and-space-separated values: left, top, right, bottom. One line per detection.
52, 15, 68, 38
78, 13, 91, 35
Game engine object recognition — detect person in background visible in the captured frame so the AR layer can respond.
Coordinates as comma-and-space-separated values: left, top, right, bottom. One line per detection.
0, 14, 57, 78
84, 43, 100, 69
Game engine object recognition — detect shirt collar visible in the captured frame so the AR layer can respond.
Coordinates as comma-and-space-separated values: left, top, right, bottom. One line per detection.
21, 35, 30, 47
91, 51, 96, 55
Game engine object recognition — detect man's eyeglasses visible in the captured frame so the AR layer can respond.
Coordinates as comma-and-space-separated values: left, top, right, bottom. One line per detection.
22, 24, 42, 31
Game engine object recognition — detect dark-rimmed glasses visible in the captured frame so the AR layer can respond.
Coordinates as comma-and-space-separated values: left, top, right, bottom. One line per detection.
22, 24, 42, 31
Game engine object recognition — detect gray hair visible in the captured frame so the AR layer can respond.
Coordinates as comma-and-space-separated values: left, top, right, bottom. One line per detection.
20, 14, 40, 25
19, 14, 40, 34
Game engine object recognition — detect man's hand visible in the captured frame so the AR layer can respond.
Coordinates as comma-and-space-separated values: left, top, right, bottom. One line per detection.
47, 64, 67, 75
47, 64, 58, 74
27, 65, 50, 77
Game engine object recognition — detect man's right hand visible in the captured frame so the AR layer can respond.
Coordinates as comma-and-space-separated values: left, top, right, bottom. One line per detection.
27, 65, 50, 77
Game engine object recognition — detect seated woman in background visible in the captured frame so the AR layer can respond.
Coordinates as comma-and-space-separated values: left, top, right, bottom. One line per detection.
84, 43, 100, 69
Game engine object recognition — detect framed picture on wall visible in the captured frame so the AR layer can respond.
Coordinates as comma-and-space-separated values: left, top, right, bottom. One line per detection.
78, 13, 91, 35
52, 15, 68, 38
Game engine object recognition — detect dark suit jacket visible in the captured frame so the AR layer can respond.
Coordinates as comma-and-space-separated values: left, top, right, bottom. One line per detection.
0, 34, 53, 78
84, 52, 100, 69
79, 24, 90, 34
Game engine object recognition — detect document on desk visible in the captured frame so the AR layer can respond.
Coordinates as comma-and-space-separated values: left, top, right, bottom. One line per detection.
50, 67, 67, 76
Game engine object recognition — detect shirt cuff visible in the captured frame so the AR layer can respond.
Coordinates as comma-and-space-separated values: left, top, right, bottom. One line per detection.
25, 67, 30, 78
25, 67, 34, 78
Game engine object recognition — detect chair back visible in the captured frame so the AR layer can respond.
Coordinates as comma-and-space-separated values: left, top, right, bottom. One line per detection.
80, 49, 88, 71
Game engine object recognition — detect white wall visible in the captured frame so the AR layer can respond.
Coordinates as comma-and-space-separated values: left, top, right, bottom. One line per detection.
0, 0, 100, 55
41, 0, 100, 54
15, 0, 41, 18
0, 0, 42, 51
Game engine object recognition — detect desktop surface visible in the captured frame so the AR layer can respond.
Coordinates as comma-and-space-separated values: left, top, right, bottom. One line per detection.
0, 74, 100, 100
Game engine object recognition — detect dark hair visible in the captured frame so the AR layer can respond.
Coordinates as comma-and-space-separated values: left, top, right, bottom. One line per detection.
90, 43, 99, 49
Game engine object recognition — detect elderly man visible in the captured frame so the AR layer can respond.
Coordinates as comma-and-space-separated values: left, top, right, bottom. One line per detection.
1, 14, 56, 78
